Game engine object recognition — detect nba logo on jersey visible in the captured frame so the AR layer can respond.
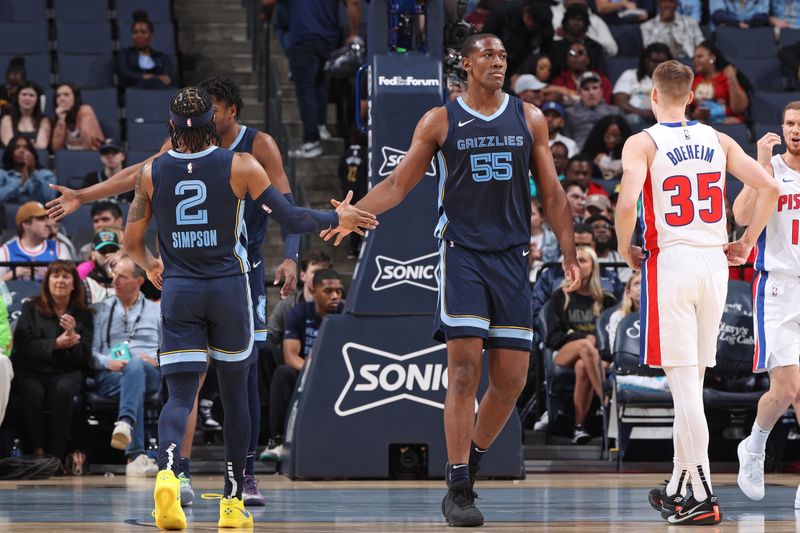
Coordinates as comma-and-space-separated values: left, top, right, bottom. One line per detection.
187, 163, 193, 173
187, 117, 193, 127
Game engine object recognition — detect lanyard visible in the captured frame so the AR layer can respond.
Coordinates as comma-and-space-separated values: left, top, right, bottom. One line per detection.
106, 297, 146, 348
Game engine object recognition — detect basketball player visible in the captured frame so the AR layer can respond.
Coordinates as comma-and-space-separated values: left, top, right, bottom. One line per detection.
321, 34, 581, 527
615, 60, 779, 525
734, 103, 800, 505
46, 77, 296, 506
123, 86, 375, 530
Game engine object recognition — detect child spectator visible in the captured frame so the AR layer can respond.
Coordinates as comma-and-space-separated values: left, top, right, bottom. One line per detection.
613, 44, 672, 127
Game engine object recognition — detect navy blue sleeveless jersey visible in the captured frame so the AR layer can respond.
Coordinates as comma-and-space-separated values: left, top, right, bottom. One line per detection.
229, 125, 267, 259
435, 94, 533, 251
151, 146, 249, 279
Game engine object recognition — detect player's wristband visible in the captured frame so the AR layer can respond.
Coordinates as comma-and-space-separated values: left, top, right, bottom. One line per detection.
255, 186, 338, 234
281, 193, 301, 262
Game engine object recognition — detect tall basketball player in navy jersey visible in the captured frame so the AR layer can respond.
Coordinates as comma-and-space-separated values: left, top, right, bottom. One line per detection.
124, 87, 375, 530
46, 77, 299, 506
323, 34, 581, 527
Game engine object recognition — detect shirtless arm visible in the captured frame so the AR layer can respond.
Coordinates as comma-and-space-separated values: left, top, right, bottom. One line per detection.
616, 132, 653, 270
122, 163, 162, 288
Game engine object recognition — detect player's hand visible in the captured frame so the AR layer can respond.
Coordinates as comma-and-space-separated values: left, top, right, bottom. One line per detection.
756, 132, 781, 166
322, 190, 379, 246
46, 184, 81, 221
724, 239, 753, 266
620, 245, 644, 271
274, 258, 298, 299
145, 257, 164, 290
562, 257, 581, 292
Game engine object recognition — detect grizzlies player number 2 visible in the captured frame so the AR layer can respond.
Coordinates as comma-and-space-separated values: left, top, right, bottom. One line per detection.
176, 180, 209, 225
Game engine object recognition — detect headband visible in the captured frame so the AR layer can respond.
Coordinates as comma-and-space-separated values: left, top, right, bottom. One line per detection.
169, 106, 214, 128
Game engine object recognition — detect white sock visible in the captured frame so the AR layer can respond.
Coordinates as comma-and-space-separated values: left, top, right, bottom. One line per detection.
689, 461, 713, 501
747, 421, 770, 454
666, 466, 688, 497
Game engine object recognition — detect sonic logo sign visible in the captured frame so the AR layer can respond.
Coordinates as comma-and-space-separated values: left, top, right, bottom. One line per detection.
379, 146, 437, 177
371, 253, 439, 292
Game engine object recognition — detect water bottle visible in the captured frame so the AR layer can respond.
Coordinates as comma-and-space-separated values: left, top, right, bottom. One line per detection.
10, 439, 22, 458
146, 438, 158, 460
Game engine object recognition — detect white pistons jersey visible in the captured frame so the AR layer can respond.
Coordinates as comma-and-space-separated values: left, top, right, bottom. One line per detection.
641, 121, 728, 252
754, 154, 800, 275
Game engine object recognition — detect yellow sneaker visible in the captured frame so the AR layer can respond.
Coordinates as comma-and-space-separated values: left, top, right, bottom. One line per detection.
218, 496, 254, 528
153, 470, 187, 530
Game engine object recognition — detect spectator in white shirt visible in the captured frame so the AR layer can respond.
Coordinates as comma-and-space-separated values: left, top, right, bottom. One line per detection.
613, 43, 672, 127
641, 0, 704, 58
552, 0, 619, 56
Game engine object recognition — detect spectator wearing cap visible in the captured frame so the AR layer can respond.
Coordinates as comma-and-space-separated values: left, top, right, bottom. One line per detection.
0, 134, 56, 205
585, 213, 632, 282
81, 229, 121, 304
78, 201, 124, 262
549, 3, 608, 78
514, 74, 547, 107
551, 0, 618, 56
641, 0, 704, 58
564, 72, 621, 149
91, 255, 161, 477
483, 1, 555, 76
82, 140, 133, 204
543, 102, 580, 157
50, 82, 104, 151
0, 202, 71, 281
551, 42, 613, 105
613, 44, 671, 128
566, 154, 610, 197
585, 194, 614, 218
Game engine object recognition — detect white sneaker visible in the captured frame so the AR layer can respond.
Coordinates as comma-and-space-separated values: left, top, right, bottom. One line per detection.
318, 125, 332, 140
259, 442, 284, 463
111, 420, 133, 450
290, 141, 323, 159
795, 484, 800, 509
737, 437, 766, 500
126, 454, 158, 477
533, 411, 549, 431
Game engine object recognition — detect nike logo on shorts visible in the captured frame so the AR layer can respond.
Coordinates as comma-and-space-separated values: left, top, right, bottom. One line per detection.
458, 119, 475, 127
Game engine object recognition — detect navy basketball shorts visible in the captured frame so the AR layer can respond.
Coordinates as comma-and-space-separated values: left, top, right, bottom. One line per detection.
159, 274, 255, 375
248, 256, 268, 344
433, 241, 533, 352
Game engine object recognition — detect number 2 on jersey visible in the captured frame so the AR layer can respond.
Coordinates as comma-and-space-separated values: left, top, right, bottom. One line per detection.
662, 171, 723, 227
175, 180, 208, 226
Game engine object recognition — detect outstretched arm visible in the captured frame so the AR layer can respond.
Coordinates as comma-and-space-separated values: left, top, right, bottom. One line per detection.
616, 133, 653, 270
123, 163, 163, 288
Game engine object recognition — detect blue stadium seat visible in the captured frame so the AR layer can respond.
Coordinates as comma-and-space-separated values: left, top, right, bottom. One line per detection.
60, 204, 94, 236
118, 22, 176, 55
0, 0, 47, 21
0, 55, 50, 93
609, 24, 643, 57
100, 121, 121, 143
35, 149, 49, 169
735, 58, 784, 92
54, 150, 102, 186
751, 91, 800, 124
753, 122, 780, 139
125, 88, 174, 123
81, 88, 118, 124
3, 204, 20, 232
780, 28, 800, 49
126, 150, 154, 165
716, 27, 776, 60
56, 22, 114, 55
606, 56, 637, 87
716, 123, 750, 146
0, 22, 49, 54
127, 123, 169, 151
53, 0, 109, 22
116, 0, 172, 23
57, 54, 115, 88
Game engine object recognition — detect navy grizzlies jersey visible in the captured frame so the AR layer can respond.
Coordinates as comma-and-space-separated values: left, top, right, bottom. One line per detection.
230, 125, 266, 258
151, 145, 249, 279
435, 94, 533, 251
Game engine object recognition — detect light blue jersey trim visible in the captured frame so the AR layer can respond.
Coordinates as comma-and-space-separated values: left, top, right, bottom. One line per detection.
167, 145, 218, 159
488, 327, 533, 341
434, 153, 449, 239
160, 351, 209, 365
233, 199, 249, 273
209, 275, 255, 362
228, 125, 248, 150
437, 243, 490, 330
456, 93, 509, 122
254, 331, 267, 342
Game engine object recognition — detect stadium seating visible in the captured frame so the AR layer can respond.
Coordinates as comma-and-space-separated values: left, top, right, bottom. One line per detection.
0, 54, 50, 90
595, 304, 619, 361
116, 0, 172, 23
0, 21, 49, 55
735, 58, 784, 93
609, 25, 643, 57
751, 91, 800, 124
0, 0, 47, 22
54, 150, 101, 187
538, 299, 577, 441
715, 123, 750, 147
605, 56, 637, 87
126, 150, 154, 165
59, 204, 95, 236
127, 123, 169, 152
125, 88, 174, 123
52, 0, 108, 23
82, 88, 119, 124
5, 279, 42, 327
780, 28, 800, 49
56, 21, 114, 55
118, 22, 176, 56
57, 54, 115, 88
716, 27, 777, 60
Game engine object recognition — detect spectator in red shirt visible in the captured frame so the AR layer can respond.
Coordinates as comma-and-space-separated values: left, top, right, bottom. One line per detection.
551, 42, 613, 104
690, 41, 750, 124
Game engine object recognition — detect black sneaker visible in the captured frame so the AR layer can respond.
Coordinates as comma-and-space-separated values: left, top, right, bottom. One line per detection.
666, 495, 722, 525
572, 425, 591, 445
441, 480, 484, 527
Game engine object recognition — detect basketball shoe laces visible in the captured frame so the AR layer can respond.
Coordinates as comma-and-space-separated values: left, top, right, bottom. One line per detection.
743, 452, 764, 483
244, 475, 258, 494
452, 487, 480, 509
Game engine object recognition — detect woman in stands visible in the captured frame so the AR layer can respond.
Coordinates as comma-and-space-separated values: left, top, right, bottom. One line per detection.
613, 43, 672, 127
50, 83, 104, 151
0, 134, 56, 204
0, 82, 50, 150
115, 9, 175, 89
0, 57, 26, 118
581, 115, 631, 180
544, 246, 616, 444
690, 41, 750, 124
11, 260, 93, 467
607, 271, 641, 349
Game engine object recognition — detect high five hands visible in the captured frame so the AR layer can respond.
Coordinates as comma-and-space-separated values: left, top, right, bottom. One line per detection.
321, 191, 378, 246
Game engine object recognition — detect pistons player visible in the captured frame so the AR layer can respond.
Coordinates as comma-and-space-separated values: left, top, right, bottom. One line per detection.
734, 102, 800, 507
615, 60, 778, 525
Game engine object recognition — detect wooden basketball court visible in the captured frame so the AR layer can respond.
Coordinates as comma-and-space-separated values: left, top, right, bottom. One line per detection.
1, 473, 799, 531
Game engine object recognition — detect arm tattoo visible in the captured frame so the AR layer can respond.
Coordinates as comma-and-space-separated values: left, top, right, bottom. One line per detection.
127, 168, 150, 223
